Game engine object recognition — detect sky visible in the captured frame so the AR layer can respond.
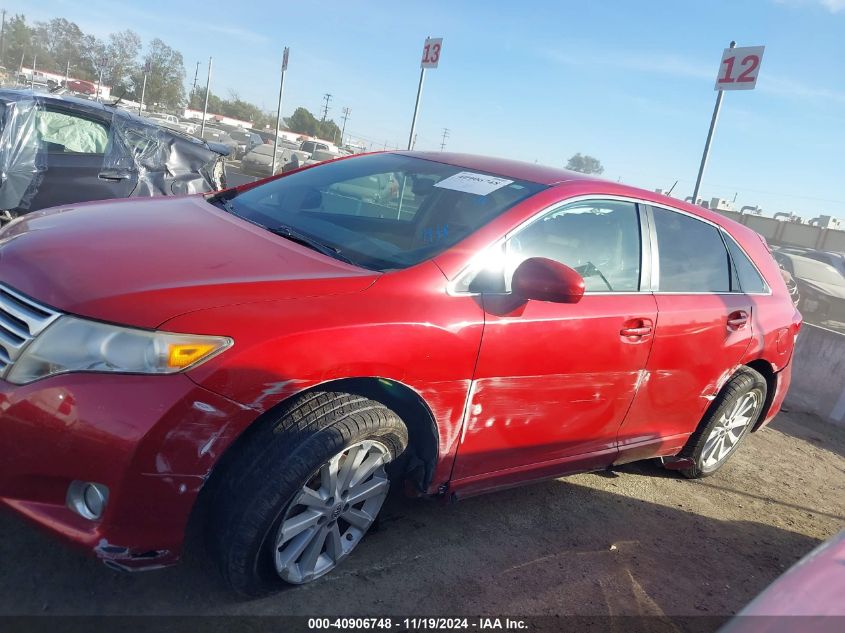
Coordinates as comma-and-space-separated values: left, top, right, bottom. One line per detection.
8, 0, 845, 219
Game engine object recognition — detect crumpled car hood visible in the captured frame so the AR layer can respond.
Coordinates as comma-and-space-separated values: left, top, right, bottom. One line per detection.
0, 195, 378, 328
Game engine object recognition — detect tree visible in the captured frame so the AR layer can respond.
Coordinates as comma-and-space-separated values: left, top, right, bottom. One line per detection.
288, 107, 320, 136
105, 30, 141, 97
286, 106, 341, 141
566, 153, 604, 175
1, 15, 34, 72
139, 38, 185, 110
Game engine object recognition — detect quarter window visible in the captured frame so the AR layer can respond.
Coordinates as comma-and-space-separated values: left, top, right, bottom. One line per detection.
653, 207, 730, 293
724, 234, 768, 293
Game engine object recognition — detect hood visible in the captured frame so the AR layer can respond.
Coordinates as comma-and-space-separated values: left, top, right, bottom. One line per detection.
800, 278, 845, 301
0, 196, 378, 328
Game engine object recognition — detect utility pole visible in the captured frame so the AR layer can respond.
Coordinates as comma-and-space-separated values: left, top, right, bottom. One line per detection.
200, 56, 213, 138
440, 127, 450, 151
30, 54, 36, 90
191, 61, 200, 103
321, 93, 332, 122
340, 107, 350, 145
64, 60, 71, 87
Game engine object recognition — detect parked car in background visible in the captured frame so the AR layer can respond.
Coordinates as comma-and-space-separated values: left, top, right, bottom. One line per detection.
772, 251, 845, 324
300, 139, 337, 155
0, 89, 228, 223
240, 143, 308, 177
0, 152, 799, 594
196, 126, 239, 158
64, 79, 96, 95
304, 148, 345, 166
227, 128, 263, 159
775, 245, 845, 277
144, 113, 197, 136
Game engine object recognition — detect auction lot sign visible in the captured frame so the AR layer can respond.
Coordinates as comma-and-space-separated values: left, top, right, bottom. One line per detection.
715, 45, 765, 91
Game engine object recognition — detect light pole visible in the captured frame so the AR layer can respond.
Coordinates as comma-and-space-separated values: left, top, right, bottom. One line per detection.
271, 47, 289, 175
138, 61, 150, 115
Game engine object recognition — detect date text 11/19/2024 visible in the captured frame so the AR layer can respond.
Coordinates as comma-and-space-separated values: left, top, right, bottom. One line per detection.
307, 617, 528, 630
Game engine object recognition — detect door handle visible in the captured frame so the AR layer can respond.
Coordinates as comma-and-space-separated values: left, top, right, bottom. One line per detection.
621, 326, 652, 336
98, 169, 131, 181
727, 310, 749, 330
620, 318, 653, 339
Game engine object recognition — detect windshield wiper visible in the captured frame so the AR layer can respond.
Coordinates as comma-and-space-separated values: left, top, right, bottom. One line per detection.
268, 225, 355, 265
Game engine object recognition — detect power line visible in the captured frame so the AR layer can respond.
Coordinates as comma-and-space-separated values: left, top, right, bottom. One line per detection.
321, 93, 332, 121
440, 127, 450, 151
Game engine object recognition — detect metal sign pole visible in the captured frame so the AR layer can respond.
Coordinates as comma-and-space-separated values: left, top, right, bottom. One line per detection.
200, 56, 213, 138
691, 40, 735, 205
272, 47, 289, 176
407, 67, 426, 150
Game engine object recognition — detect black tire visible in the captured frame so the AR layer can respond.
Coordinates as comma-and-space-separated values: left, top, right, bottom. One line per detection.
678, 367, 767, 479
207, 391, 408, 596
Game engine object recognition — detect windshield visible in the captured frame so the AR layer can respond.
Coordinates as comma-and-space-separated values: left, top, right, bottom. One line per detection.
214, 153, 546, 270
792, 257, 845, 286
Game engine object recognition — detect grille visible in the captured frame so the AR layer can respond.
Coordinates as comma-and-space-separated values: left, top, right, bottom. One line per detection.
0, 284, 61, 377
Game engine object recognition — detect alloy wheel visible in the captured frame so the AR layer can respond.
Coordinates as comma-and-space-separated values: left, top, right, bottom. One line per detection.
274, 440, 391, 584
701, 390, 761, 469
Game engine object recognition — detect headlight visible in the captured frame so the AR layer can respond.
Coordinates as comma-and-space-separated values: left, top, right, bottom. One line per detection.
6, 315, 232, 385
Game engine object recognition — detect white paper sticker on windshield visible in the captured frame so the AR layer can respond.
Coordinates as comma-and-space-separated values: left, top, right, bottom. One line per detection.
434, 171, 514, 195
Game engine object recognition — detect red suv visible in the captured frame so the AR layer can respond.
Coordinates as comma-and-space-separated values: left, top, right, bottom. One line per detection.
0, 152, 799, 594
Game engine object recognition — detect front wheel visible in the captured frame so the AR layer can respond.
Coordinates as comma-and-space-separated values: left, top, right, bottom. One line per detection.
207, 392, 408, 595
679, 368, 767, 479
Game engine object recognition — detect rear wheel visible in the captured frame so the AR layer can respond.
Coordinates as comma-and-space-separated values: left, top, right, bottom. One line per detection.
207, 391, 408, 595
679, 368, 767, 479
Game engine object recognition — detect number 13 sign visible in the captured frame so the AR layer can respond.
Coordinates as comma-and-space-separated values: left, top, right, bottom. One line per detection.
421, 37, 443, 69
715, 45, 765, 91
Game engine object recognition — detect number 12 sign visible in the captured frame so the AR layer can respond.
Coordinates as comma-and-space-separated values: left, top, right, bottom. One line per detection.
715, 45, 765, 91
421, 37, 443, 69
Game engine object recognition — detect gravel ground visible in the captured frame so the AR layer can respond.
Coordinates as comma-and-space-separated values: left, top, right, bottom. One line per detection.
1, 410, 843, 618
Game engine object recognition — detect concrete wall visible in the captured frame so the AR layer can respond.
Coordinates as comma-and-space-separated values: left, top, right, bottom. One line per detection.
784, 324, 845, 427
713, 210, 845, 251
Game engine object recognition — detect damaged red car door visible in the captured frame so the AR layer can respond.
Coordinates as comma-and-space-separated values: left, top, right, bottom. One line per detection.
451, 199, 658, 491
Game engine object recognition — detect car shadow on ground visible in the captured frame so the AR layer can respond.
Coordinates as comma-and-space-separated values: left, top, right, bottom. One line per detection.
0, 465, 824, 618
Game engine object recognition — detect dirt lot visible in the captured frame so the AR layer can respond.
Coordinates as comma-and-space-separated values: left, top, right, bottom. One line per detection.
1, 410, 843, 619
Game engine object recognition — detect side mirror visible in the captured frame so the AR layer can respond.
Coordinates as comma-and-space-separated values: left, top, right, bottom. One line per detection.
511, 257, 585, 304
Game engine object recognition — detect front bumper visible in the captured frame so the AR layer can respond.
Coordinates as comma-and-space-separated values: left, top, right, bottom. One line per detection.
0, 372, 257, 569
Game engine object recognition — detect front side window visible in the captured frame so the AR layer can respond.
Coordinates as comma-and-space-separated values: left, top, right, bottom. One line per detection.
214, 154, 546, 270
459, 200, 642, 293
653, 207, 730, 292
36, 109, 109, 154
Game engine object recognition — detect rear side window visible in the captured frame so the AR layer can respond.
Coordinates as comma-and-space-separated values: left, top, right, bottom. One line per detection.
653, 207, 730, 292
724, 234, 768, 293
